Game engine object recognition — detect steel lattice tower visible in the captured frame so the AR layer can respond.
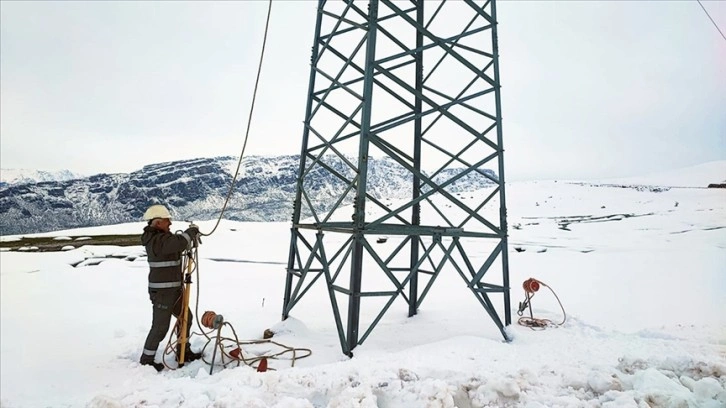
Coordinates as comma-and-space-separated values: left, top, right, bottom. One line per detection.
283, 0, 511, 356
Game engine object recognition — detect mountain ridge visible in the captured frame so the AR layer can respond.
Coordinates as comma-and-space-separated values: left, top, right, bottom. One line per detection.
0, 169, 86, 188
0, 155, 496, 235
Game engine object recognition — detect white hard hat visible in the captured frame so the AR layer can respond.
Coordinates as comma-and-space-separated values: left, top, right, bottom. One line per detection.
143, 204, 173, 220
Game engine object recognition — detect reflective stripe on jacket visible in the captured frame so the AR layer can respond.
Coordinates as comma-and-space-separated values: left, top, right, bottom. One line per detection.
141, 225, 191, 290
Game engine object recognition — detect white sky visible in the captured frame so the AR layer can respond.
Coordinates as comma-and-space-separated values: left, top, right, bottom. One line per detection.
1, 0, 724, 181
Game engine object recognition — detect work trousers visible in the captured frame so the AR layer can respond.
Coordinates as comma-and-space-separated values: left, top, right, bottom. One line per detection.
141, 288, 192, 362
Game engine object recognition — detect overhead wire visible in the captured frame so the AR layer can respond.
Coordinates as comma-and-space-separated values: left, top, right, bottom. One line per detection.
203, 0, 274, 237
696, 0, 726, 42
158, 0, 312, 372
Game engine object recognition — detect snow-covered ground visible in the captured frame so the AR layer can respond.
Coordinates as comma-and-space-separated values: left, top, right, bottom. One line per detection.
1, 163, 725, 408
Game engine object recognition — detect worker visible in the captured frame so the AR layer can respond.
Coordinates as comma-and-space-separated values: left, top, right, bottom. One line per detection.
139, 204, 203, 371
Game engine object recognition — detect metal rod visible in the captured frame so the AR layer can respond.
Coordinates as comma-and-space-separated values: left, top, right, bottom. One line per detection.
209, 325, 222, 376
177, 249, 194, 366
490, 0, 512, 328
346, 0, 380, 356
284, 0, 326, 320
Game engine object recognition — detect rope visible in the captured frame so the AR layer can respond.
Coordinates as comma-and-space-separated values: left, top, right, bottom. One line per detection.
516, 278, 567, 330
159, 243, 311, 372
198, 311, 312, 372
162, 308, 311, 371
203, 0, 274, 237
696, 0, 726, 42
201, 311, 218, 329
159, 1, 303, 372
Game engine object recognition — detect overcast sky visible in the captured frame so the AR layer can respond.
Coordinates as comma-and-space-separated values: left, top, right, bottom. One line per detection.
1, 1, 724, 181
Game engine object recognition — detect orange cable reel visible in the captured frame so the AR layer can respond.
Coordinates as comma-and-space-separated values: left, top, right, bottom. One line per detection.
516, 277, 566, 329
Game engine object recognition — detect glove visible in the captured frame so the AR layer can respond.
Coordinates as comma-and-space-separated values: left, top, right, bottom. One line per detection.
185, 226, 200, 243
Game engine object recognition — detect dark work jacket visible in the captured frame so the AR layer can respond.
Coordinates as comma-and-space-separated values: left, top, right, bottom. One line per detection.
141, 225, 191, 291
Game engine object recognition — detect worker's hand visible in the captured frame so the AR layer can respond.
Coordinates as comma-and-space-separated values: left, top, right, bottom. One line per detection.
185, 226, 200, 243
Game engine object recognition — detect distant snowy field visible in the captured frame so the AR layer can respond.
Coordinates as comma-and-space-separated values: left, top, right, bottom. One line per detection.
1, 163, 725, 408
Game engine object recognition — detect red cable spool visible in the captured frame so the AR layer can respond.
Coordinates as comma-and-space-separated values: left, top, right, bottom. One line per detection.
523, 278, 540, 293
201, 311, 218, 329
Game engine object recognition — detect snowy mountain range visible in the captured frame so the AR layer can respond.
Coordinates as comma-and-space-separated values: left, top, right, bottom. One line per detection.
0, 155, 496, 235
0, 168, 85, 188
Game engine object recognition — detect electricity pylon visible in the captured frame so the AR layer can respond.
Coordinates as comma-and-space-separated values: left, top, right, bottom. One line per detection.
283, 0, 511, 356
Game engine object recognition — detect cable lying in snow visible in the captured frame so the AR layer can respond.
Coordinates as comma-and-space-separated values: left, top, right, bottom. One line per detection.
516, 278, 567, 329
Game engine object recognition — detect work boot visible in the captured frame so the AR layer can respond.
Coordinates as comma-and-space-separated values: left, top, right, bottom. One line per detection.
177, 344, 202, 363
139, 356, 164, 372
